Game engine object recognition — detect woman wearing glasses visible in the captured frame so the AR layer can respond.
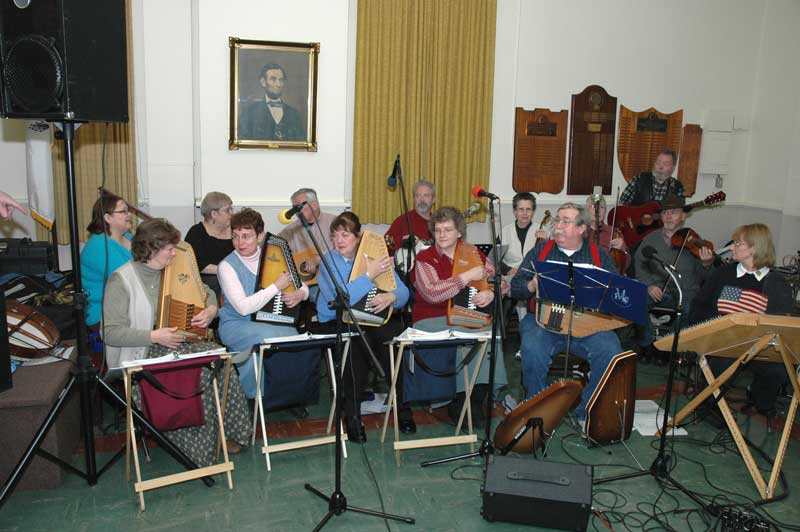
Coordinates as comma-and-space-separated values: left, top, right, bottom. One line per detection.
690, 224, 794, 417
412, 206, 508, 427
80, 192, 133, 329
184, 192, 235, 300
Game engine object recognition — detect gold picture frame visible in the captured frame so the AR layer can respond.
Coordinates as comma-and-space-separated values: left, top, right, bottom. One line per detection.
229, 37, 319, 151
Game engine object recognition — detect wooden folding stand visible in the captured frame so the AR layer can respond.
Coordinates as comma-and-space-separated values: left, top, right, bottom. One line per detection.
251, 337, 350, 471
381, 338, 488, 465
654, 313, 800, 499
123, 354, 235, 511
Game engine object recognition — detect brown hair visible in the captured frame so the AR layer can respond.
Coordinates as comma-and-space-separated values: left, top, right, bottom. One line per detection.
132, 219, 180, 263
732, 223, 776, 269
659, 148, 678, 165
330, 211, 361, 237
230, 208, 264, 235
429, 207, 466, 237
86, 192, 124, 235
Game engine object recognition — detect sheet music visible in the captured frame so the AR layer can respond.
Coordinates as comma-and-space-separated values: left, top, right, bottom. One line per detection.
118, 343, 228, 369
394, 328, 491, 342
261, 332, 356, 344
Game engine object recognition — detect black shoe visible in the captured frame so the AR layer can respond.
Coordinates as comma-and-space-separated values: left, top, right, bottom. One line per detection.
346, 416, 367, 443
288, 406, 309, 419
399, 417, 417, 434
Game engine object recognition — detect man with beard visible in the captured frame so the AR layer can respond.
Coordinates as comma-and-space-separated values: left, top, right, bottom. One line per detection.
279, 188, 337, 292
239, 63, 306, 141
633, 195, 714, 363
510, 202, 622, 423
619, 148, 684, 206
384, 180, 436, 259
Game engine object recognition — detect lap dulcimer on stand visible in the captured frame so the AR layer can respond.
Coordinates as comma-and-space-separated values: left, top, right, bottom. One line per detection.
654, 313, 800, 500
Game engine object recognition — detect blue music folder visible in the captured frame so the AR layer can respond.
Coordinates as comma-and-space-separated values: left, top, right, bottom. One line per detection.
534, 260, 648, 325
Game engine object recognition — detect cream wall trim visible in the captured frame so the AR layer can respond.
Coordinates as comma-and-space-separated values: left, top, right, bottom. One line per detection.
131, 0, 149, 206
343, 0, 358, 204
191, 0, 202, 206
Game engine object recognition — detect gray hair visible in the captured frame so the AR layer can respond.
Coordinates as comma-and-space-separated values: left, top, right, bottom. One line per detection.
290, 187, 318, 205
200, 191, 232, 221
413, 180, 435, 196
558, 202, 588, 228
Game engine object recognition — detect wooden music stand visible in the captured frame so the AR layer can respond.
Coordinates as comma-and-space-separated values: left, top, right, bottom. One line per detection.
123, 354, 235, 511
654, 313, 800, 500
251, 335, 351, 471
380, 336, 488, 466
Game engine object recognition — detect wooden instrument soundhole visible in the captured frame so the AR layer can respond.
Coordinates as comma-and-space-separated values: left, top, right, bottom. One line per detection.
493, 380, 583, 452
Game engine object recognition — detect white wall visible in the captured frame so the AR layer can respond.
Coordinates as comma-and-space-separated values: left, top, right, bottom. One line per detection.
0, 0, 798, 261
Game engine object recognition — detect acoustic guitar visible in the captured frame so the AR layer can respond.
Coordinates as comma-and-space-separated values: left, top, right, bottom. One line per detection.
608, 191, 726, 248
291, 246, 320, 286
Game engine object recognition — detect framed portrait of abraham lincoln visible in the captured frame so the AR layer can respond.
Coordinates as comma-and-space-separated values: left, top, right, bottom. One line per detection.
229, 37, 319, 151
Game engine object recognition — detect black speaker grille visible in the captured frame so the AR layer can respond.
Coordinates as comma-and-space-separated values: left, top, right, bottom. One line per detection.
3, 35, 63, 113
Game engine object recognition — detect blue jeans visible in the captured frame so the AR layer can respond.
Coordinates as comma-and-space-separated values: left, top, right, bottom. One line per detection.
519, 313, 622, 419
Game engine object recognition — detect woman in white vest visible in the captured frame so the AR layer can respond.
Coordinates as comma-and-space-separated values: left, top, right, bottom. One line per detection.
102, 218, 251, 463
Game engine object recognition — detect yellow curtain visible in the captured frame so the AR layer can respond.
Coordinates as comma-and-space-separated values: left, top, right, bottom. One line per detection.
352, 0, 496, 224
36, 0, 138, 245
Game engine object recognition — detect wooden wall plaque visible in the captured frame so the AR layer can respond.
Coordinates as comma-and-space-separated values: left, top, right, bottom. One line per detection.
677, 124, 702, 196
512, 107, 568, 193
617, 106, 683, 183
567, 85, 617, 195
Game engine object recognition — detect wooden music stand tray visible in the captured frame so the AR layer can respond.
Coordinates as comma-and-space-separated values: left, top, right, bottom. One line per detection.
380, 337, 488, 466
251, 337, 350, 471
123, 354, 235, 511
654, 313, 800, 499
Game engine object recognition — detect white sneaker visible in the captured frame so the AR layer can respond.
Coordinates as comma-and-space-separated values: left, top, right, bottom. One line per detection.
514, 350, 522, 360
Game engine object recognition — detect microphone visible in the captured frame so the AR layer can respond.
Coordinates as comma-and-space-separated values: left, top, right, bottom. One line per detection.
463, 202, 482, 217
471, 185, 499, 200
642, 245, 677, 271
387, 154, 400, 187
591, 185, 603, 204
278, 201, 307, 224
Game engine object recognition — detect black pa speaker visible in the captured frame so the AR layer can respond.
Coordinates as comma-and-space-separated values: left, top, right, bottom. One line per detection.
0, 0, 128, 122
482, 455, 593, 531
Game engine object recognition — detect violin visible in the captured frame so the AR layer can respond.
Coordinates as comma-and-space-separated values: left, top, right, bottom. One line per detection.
671, 227, 713, 260
534, 210, 552, 246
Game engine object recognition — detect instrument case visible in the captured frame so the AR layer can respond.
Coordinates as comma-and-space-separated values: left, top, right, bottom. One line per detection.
482, 455, 593, 531
0, 238, 55, 275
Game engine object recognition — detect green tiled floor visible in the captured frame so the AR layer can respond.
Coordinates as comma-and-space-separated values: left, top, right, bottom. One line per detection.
2, 338, 799, 531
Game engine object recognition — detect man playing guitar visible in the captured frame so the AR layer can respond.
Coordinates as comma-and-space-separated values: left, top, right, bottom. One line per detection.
619, 148, 684, 206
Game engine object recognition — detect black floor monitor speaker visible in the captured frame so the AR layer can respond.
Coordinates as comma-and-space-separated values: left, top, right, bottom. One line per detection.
482, 455, 593, 531
0, 0, 128, 122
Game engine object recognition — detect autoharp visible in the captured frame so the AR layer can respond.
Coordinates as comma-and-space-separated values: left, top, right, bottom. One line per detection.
253, 233, 302, 325
535, 301, 629, 337
156, 241, 211, 341
343, 230, 396, 327
447, 241, 492, 329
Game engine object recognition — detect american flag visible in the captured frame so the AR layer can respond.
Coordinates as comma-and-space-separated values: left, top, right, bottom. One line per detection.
718, 285, 768, 315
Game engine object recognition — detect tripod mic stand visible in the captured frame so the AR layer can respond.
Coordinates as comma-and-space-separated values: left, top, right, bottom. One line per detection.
0, 121, 211, 509
594, 263, 709, 508
292, 210, 414, 531
421, 195, 504, 467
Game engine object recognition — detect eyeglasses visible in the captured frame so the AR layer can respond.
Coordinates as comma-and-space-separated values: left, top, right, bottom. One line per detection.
112, 208, 129, 215
733, 240, 748, 248
553, 217, 577, 226
216, 206, 233, 214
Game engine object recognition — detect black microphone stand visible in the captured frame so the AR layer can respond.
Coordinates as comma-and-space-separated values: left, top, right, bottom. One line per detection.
391, 155, 416, 325
420, 195, 503, 466
0, 122, 213, 509
594, 263, 709, 508
295, 210, 414, 531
